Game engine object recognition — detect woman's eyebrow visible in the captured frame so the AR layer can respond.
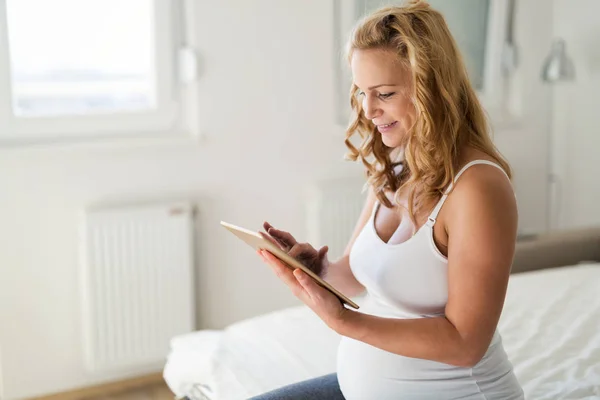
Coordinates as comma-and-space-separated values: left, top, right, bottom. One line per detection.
362, 83, 400, 90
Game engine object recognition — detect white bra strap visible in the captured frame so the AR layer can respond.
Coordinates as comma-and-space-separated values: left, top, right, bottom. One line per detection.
426, 160, 509, 226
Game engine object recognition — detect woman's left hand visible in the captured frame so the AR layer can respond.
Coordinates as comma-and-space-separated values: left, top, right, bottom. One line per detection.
257, 249, 348, 332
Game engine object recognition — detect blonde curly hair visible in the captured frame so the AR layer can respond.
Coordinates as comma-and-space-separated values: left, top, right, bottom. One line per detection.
344, 0, 512, 226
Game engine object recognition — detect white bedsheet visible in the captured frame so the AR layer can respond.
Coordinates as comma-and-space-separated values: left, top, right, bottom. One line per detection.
164, 263, 600, 399
164, 305, 341, 399
500, 263, 600, 399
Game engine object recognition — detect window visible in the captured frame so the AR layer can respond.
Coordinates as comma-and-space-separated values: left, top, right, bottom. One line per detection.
0, 0, 191, 144
333, 0, 514, 126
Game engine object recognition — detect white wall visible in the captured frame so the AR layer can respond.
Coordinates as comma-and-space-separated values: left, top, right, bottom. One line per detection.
0, 1, 554, 398
492, 0, 554, 235
552, 0, 600, 229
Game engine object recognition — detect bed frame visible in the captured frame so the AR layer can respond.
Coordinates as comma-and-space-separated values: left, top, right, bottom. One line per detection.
512, 226, 600, 274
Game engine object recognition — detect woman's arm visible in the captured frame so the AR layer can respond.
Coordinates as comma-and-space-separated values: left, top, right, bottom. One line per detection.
335, 167, 518, 367
323, 186, 377, 297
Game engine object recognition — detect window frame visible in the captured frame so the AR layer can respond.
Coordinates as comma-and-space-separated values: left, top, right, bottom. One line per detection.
0, 0, 190, 146
333, 0, 517, 128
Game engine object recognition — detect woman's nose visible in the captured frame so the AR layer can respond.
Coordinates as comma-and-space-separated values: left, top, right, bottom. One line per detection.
363, 97, 381, 120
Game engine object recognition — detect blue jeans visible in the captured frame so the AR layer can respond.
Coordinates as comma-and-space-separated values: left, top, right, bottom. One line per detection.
248, 373, 345, 399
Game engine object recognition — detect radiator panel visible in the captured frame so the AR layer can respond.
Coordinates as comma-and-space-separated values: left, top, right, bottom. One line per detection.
80, 202, 195, 372
307, 178, 367, 260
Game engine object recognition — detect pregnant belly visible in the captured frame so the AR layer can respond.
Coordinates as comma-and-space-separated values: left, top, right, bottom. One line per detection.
336, 333, 522, 400
336, 337, 482, 400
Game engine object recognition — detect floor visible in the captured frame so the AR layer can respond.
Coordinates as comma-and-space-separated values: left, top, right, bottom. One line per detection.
81, 382, 174, 400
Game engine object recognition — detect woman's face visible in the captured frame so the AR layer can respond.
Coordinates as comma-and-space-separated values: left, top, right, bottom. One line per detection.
351, 48, 416, 148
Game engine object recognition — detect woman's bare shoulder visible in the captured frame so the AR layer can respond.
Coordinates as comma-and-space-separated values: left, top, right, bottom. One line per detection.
443, 156, 517, 241
440, 149, 517, 233
452, 148, 512, 191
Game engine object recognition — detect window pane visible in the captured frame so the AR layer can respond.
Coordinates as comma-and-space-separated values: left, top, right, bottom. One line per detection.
5, 0, 156, 117
359, 0, 489, 90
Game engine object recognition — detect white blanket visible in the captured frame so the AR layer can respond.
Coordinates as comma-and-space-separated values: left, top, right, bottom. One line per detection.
163, 263, 600, 399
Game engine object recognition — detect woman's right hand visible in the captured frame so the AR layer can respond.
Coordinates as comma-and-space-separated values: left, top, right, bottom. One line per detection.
260, 221, 330, 278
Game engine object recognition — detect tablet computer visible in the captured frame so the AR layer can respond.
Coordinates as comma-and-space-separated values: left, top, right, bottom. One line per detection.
220, 221, 359, 309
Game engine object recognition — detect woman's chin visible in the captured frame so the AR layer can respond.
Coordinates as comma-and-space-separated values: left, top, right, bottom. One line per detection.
380, 132, 404, 148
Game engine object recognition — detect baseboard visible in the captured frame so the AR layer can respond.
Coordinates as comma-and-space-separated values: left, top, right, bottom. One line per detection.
27, 373, 168, 400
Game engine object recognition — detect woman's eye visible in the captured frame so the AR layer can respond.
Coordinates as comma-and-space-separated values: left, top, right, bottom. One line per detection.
379, 92, 395, 99
357, 91, 365, 97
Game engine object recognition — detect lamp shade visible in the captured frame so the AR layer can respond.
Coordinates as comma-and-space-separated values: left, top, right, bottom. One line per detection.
541, 39, 576, 83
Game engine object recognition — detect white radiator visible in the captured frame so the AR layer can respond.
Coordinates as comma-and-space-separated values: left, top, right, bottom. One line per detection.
79, 201, 195, 372
307, 178, 367, 260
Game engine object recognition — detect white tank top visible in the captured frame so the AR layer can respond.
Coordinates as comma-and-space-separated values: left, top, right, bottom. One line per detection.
337, 160, 524, 400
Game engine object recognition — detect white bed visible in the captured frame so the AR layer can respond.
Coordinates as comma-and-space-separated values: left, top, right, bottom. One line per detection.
163, 261, 600, 400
